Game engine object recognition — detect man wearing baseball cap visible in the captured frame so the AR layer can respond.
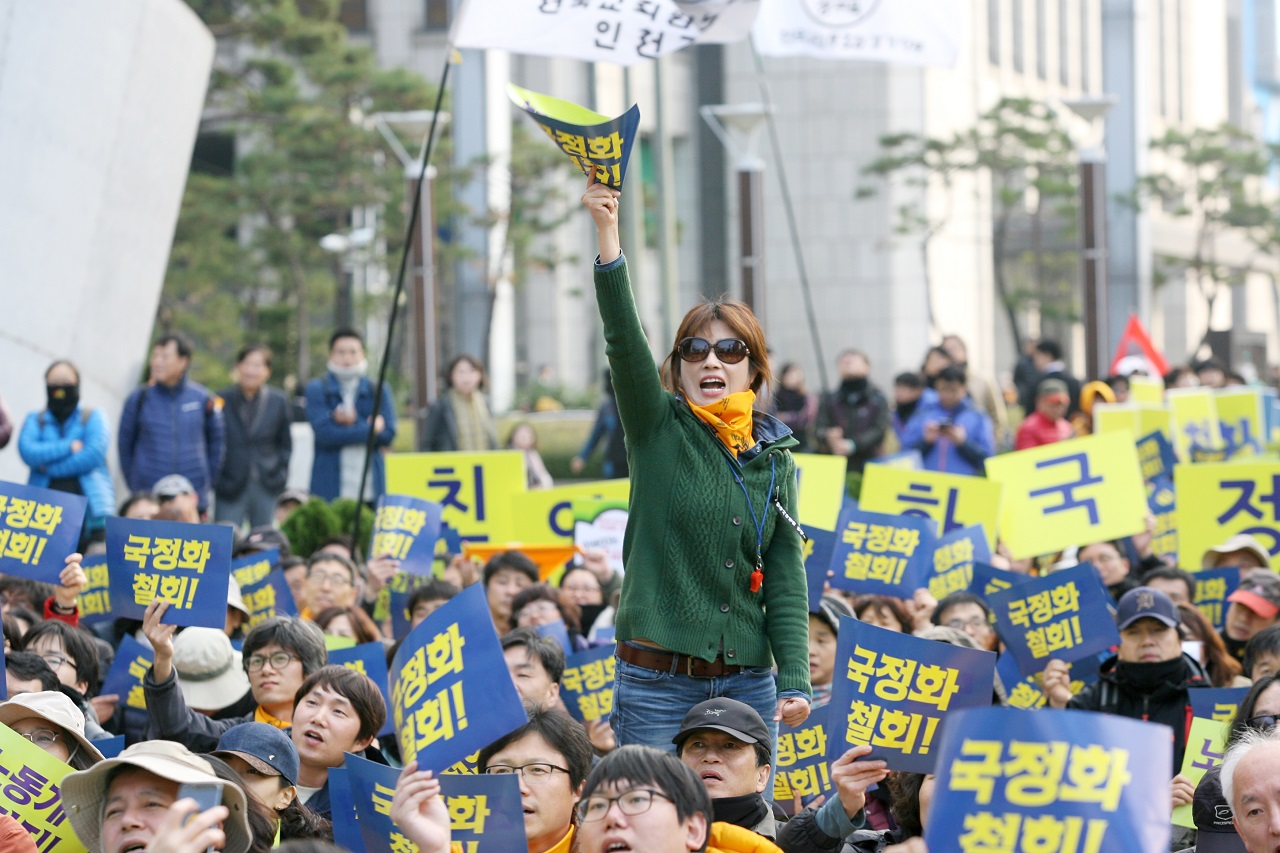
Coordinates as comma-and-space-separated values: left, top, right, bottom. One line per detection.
1014, 378, 1073, 450
1222, 569, 1280, 662
1191, 764, 1248, 853
672, 698, 887, 851
61, 740, 252, 853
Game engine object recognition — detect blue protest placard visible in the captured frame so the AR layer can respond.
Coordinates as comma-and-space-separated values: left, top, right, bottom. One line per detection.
387, 571, 434, 639
509, 84, 640, 189
1192, 567, 1240, 634
592, 626, 616, 645
926, 707, 1171, 852
370, 495, 444, 577
1147, 475, 1178, 565
105, 517, 233, 629
987, 564, 1120, 679
827, 617, 996, 773
773, 705, 834, 813
77, 554, 114, 626
95, 734, 126, 759
827, 507, 936, 597
1136, 431, 1178, 484
560, 644, 616, 723
0, 480, 87, 584
100, 635, 155, 713
996, 651, 1100, 711
804, 527, 836, 611
232, 550, 298, 629
1190, 687, 1251, 724
968, 562, 1034, 599
926, 524, 991, 601
0, 642, 5, 700
327, 766, 364, 853
389, 583, 528, 771
329, 641, 394, 737
535, 620, 572, 657
346, 751, 527, 853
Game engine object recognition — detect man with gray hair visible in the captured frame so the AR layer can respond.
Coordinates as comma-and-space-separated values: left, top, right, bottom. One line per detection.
1221, 725, 1280, 851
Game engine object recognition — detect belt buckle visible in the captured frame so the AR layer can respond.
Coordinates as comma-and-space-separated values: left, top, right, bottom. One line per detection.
685, 654, 698, 677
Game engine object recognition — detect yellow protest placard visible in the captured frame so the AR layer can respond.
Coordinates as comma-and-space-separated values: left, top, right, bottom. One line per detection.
859, 465, 1002, 550
984, 432, 1147, 559
0, 723, 84, 852
506, 479, 630, 545
1137, 404, 1173, 442
1172, 717, 1227, 828
385, 451, 527, 544
1168, 387, 1223, 460
792, 453, 850, 532
1216, 388, 1266, 457
1093, 403, 1171, 443
1129, 374, 1164, 404
1175, 461, 1280, 570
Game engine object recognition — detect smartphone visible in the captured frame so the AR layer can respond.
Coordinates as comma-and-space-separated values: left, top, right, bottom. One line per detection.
178, 784, 222, 853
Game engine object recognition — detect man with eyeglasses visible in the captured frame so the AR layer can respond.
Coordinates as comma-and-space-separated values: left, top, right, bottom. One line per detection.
144, 609, 328, 752
929, 592, 999, 653
475, 704, 593, 853
301, 551, 361, 619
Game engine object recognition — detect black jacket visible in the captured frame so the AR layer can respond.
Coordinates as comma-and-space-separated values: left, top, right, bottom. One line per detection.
1067, 652, 1211, 770
422, 395, 497, 453
815, 381, 891, 472
215, 385, 292, 497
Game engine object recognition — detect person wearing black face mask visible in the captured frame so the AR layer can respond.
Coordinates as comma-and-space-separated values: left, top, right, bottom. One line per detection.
17, 361, 115, 545
815, 350, 890, 473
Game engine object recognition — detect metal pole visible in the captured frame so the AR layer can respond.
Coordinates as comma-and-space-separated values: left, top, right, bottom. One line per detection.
1080, 156, 1109, 380
410, 167, 439, 451
737, 166, 765, 319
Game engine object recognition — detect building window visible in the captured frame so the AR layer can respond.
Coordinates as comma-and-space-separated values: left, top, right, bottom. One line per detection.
1012, 0, 1025, 73
338, 0, 368, 32
989, 0, 1002, 65
425, 0, 450, 30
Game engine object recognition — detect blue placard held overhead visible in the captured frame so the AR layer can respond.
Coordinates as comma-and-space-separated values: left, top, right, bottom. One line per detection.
1190, 687, 1251, 724
926, 707, 1172, 853
827, 617, 995, 774
389, 583, 528, 772
1192, 567, 1240, 634
986, 563, 1120, 679
559, 644, 617, 723
105, 517, 233, 629
0, 481, 87, 584
773, 705, 835, 813
370, 495, 444, 577
78, 553, 114, 626
827, 506, 936, 597
232, 550, 298, 628
99, 634, 155, 714
927, 524, 991, 601
969, 562, 1034, 599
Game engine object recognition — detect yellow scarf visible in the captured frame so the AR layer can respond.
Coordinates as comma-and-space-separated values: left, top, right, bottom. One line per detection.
688, 391, 756, 457
255, 705, 291, 729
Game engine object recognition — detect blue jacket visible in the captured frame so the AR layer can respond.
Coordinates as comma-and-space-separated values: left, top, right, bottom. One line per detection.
304, 373, 397, 501
117, 376, 225, 510
18, 406, 116, 529
900, 395, 995, 476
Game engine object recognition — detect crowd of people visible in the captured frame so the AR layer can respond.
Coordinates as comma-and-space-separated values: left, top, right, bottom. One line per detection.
1, 175, 1279, 852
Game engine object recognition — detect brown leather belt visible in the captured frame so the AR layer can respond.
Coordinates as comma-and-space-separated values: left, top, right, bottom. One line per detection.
617, 642, 742, 678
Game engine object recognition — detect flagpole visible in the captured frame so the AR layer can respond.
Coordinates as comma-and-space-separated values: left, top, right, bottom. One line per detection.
749, 44, 829, 391
352, 50, 456, 554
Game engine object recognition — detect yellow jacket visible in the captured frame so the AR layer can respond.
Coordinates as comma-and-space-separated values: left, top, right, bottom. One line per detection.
707, 822, 783, 853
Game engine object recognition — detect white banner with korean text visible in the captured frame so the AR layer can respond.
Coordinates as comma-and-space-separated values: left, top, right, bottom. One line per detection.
751, 0, 964, 67
450, 0, 759, 65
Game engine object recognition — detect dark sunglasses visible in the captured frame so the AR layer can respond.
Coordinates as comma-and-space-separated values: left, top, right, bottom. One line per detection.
1248, 713, 1280, 730
676, 337, 750, 365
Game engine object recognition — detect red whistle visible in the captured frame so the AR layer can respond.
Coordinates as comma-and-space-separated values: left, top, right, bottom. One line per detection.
749, 568, 763, 593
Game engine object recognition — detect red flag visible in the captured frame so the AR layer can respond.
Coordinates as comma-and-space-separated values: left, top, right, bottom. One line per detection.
1109, 314, 1170, 377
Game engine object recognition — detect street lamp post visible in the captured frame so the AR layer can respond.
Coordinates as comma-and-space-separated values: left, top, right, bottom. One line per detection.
373, 110, 450, 451
701, 104, 772, 320
1063, 96, 1118, 381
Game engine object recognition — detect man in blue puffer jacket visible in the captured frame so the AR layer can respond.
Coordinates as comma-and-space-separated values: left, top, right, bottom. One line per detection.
117, 334, 225, 514
900, 365, 995, 476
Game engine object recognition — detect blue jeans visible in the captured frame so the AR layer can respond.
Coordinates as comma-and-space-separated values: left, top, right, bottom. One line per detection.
610, 649, 779, 756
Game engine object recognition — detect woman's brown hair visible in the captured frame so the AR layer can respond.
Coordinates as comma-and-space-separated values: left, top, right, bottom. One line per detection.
660, 298, 771, 398
1177, 602, 1243, 688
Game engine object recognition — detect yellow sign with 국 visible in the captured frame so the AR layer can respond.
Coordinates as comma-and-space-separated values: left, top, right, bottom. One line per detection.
1176, 461, 1280, 571
859, 464, 1002, 550
792, 453, 850, 532
506, 479, 631, 545
985, 432, 1147, 560
385, 451, 527, 544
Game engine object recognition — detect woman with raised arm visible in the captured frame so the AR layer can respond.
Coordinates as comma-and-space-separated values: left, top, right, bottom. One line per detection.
582, 175, 811, 752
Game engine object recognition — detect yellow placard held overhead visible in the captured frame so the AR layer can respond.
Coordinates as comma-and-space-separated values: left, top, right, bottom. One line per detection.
1129, 374, 1165, 404
1092, 403, 1139, 437
1215, 388, 1266, 457
984, 432, 1147, 559
1168, 387, 1223, 460
507, 479, 631, 545
1175, 461, 1280, 571
792, 453, 851, 532
859, 464, 1002, 550
385, 451, 527, 544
